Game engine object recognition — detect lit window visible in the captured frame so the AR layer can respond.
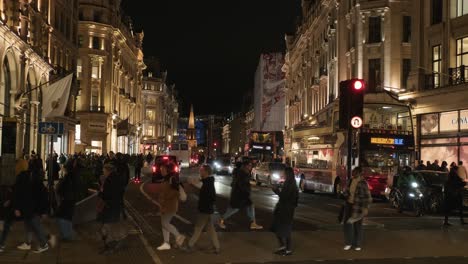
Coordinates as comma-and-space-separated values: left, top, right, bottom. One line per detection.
457, 0, 468, 17
146, 125, 154, 137
146, 110, 155, 121
76, 58, 82, 79
432, 45, 441, 88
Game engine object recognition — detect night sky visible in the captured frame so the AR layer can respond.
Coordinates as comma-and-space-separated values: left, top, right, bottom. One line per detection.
122, 0, 300, 116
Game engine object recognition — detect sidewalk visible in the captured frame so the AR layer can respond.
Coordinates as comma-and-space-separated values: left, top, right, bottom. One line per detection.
0, 211, 156, 264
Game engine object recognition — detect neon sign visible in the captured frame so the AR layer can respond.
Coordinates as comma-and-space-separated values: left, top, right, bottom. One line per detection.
370, 137, 404, 145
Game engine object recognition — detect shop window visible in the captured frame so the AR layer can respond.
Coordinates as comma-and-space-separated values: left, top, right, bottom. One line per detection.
439, 111, 459, 133
420, 113, 439, 135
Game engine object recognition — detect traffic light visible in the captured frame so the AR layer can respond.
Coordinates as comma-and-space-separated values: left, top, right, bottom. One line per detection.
213, 142, 217, 147
339, 79, 365, 130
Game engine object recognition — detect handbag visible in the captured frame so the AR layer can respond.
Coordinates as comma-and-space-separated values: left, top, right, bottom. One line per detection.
179, 184, 187, 202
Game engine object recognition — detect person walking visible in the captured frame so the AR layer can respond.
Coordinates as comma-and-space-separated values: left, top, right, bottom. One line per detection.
134, 154, 144, 182
271, 167, 299, 256
186, 164, 220, 254
55, 159, 77, 241
218, 160, 263, 230
443, 166, 466, 226
458, 161, 468, 182
342, 167, 372, 251
97, 163, 128, 254
157, 163, 185, 250
13, 158, 50, 253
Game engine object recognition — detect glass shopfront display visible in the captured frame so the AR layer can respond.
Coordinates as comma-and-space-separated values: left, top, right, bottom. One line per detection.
419, 109, 468, 164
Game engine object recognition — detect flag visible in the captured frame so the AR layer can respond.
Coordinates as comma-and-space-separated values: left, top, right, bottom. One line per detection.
42, 74, 73, 118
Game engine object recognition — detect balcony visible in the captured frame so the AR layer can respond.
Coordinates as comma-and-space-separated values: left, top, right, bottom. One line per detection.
449, 65, 468, 86
90, 105, 105, 113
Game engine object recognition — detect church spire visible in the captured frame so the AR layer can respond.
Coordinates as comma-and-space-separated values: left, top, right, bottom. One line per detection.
188, 104, 195, 129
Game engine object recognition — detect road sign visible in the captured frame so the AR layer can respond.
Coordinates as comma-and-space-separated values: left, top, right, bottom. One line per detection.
39, 122, 64, 135
350, 116, 363, 129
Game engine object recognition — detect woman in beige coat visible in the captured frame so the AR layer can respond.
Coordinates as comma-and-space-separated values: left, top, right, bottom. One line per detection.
157, 163, 185, 250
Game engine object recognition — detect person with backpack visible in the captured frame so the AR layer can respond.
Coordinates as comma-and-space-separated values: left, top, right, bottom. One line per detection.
186, 164, 220, 254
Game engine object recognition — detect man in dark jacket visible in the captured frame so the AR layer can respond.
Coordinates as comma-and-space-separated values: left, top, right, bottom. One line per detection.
186, 164, 220, 253
443, 166, 466, 226
218, 160, 263, 230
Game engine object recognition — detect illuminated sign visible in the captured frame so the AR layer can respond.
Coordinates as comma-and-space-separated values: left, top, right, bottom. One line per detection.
370, 137, 404, 145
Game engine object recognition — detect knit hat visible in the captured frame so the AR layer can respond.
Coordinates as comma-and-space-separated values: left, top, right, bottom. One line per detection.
15, 158, 29, 176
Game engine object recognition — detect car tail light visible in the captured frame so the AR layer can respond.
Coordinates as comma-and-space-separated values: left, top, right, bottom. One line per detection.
152, 166, 156, 173
174, 166, 179, 173
163, 156, 169, 160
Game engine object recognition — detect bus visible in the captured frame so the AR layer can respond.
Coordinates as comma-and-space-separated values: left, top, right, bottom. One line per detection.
168, 141, 191, 168
292, 102, 415, 197
247, 131, 284, 162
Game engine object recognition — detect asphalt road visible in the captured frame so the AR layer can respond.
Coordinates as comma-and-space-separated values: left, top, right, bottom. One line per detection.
122, 167, 468, 264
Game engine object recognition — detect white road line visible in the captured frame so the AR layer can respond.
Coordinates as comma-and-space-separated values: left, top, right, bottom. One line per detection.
139, 179, 192, 225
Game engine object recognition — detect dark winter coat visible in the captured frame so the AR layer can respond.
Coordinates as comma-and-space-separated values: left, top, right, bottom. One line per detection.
271, 180, 299, 237
198, 176, 216, 214
12, 171, 49, 219
342, 177, 372, 222
55, 172, 76, 221
98, 172, 123, 223
229, 169, 252, 209
444, 170, 466, 209
0, 187, 14, 221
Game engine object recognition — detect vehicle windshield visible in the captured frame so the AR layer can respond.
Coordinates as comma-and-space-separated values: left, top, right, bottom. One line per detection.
269, 163, 286, 171
216, 159, 231, 165
363, 104, 412, 132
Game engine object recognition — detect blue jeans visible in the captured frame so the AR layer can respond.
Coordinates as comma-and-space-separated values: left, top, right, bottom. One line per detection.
24, 216, 48, 246
222, 205, 255, 222
57, 218, 74, 240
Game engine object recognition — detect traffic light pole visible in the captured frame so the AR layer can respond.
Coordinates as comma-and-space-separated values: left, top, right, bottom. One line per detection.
347, 127, 353, 181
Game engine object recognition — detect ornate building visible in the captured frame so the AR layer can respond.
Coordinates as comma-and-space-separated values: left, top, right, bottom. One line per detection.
75, 0, 145, 154
284, 0, 413, 162
0, 0, 79, 161
399, 0, 468, 164
141, 58, 179, 154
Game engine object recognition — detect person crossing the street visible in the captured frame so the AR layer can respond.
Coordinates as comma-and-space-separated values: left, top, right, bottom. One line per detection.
186, 164, 220, 254
218, 160, 263, 230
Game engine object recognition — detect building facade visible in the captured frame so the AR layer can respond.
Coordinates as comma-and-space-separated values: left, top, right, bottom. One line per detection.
399, 0, 468, 165
284, 0, 413, 165
75, 0, 145, 154
141, 60, 178, 154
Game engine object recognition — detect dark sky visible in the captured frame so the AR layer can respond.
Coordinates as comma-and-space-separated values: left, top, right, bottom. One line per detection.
122, 0, 300, 116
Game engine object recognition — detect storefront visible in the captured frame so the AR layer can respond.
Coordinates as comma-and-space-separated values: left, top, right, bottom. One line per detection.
419, 109, 468, 164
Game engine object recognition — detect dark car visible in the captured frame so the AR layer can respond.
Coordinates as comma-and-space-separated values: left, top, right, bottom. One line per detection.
151, 155, 180, 183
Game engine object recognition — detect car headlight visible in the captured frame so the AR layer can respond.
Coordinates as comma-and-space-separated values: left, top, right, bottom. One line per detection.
272, 173, 280, 179
409, 193, 415, 198
411, 182, 418, 188
419, 193, 423, 198
214, 162, 220, 168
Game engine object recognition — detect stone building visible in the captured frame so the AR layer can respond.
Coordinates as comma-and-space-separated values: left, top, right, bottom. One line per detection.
284, 0, 413, 167
75, 0, 145, 154
399, 0, 468, 164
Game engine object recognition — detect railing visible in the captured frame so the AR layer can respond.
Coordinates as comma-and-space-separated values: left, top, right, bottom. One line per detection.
90, 105, 105, 112
424, 73, 438, 90
449, 65, 467, 85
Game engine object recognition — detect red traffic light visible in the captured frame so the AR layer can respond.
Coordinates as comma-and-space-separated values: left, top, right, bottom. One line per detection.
352, 80, 364, 90
213, 142, 217, 146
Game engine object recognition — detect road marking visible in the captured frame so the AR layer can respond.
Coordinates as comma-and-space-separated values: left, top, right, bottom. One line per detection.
125, 200, 163, 264
139, 178, 192, 225
327, 203, 341, 208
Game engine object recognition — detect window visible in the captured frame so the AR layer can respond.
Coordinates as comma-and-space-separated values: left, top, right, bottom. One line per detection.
146, 110, 155, 121
92, 36, 100, 49
368, 59, 381, 92
457, 0, 468, 17
402, 16, 411, 42
368, 16, 381, 43
93, 10, 102, 23
431, 0, 442, 24
76, 58, 82, 79
401, 59, 411, 89
456, 37, 468, 67
432, 45, 441, 88
91, 60, 102, 79
146, 125, 154, 137
78, 35, 83, 47
91, 90, 99, 107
